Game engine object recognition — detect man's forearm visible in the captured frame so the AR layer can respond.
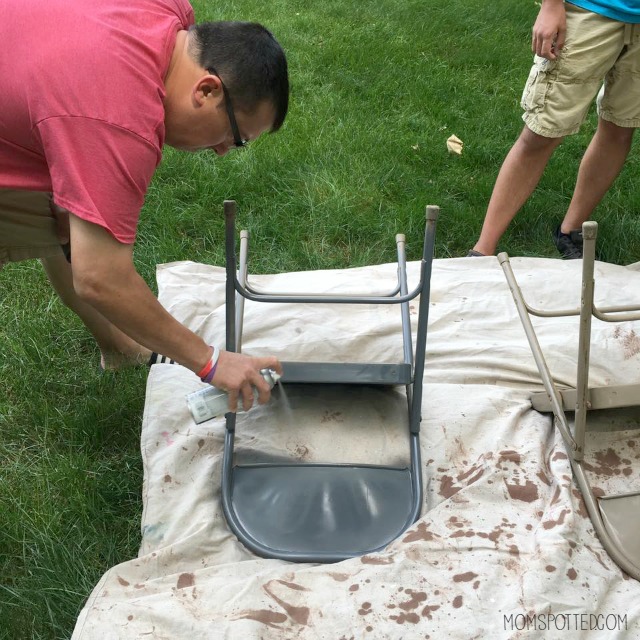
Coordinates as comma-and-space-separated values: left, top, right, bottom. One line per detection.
68, 213, 211, 372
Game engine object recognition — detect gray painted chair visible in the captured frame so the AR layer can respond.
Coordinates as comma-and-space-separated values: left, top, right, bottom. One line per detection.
220, 200, 439, 563
499, 222, 640, 580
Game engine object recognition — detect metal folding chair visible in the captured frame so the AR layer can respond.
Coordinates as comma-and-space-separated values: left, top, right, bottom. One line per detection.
220, 200, 439, 563
499, 221, 640, 580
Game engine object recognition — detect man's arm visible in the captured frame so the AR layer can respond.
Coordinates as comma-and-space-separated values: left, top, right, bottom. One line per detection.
532, 0, 567, 60
68, 213, 280, 411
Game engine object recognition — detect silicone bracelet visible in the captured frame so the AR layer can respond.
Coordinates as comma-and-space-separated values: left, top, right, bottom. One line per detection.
197, 345, 220, 381
201, 360, 218, 384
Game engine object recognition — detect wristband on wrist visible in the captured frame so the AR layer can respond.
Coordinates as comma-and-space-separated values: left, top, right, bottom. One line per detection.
197, 346, 220, 383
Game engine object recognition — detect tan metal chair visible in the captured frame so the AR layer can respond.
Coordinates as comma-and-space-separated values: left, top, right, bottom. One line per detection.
499, 222, 640, 580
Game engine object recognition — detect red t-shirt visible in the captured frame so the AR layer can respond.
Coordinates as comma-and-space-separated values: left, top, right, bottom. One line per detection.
0, 0, 195, 243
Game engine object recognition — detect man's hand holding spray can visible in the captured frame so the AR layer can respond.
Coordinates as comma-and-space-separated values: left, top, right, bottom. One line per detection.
186, 354, 281, 424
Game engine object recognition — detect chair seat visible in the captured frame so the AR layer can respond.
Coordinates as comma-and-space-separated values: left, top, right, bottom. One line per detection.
228, 464, 416, 562
598, 492, 640, 568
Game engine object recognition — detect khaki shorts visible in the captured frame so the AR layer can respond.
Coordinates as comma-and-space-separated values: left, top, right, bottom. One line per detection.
521, 3, 640, 137
0, 189, 64, 268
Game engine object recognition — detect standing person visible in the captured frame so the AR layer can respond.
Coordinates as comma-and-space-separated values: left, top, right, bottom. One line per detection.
0, 0, 289, 411
469, 0, 640, 259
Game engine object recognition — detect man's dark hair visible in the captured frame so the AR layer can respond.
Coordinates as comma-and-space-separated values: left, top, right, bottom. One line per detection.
189, 21, 289, 132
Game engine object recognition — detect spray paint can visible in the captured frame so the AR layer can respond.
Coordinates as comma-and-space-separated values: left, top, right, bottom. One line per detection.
186, 368, 281, 424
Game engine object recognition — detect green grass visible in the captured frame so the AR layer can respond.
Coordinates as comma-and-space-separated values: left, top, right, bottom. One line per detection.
2, 1, 639, 637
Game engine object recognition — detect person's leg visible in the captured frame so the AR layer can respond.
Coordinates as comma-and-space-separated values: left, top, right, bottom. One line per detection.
470, 5, 629, 257
561, 119, 635, 234
41, 253, 151, 369
472, 126, 562, 256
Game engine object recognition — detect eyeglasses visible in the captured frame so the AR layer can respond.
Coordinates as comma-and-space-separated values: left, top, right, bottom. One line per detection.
207, 66, 247, 149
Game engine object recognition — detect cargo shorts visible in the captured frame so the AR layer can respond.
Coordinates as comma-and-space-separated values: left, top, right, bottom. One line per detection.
521, 3, 640, 137
0, 189, 64, 268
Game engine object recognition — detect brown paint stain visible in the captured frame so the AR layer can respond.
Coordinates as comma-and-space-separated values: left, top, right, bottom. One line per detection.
537, 470, 552, 486
390, 612, 420, 624
439, 475, 459, 498
453, 571, 478, 583
321, 410, 344, 423
277, 580, 309, 592
163, 474, 172, 483
489, 528, 501, 543
613, 327, 640, 359
455, 530, 476, 538
197, 439, 205, 449
504, 479, 539, 502
465, 469, 484, 485
399, 590, 427, 611
552, 451, 568, 461
505, 559, 519, 572
127, 615, 133, 621
359, 602, 372, 616
457, 463, 484, 482
452, 595, 463, 609
585, 544, 610, 571
264, 581, 310, 626
349, 584, 359, 592
295, 445, 310, 459
584, 448, 624, 477
117, 576, 130, 587
177, 573, 195, 589
403, 521, 439, 543
327, 572, 351, 582
546, 565, 556, 572
361, 554, 394, 565
499, 450, 521, 465
477, 527, 501, 543
421, 604, 440, 619
571, 489, 589, 518
237, 610, 288, 629
567, 568, 578, 580
543, 508, 570, 530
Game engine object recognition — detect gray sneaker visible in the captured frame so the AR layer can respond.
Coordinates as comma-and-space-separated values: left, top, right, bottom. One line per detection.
553, 225, 583, 259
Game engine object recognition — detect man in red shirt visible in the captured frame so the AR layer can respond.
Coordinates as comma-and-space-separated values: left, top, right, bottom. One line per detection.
0, 0, 289, 411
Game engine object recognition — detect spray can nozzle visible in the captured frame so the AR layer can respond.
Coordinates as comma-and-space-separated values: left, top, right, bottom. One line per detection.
260, 368, 281, 387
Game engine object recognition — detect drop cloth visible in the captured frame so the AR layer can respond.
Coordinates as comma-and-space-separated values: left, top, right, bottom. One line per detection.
72, 256, 640, 639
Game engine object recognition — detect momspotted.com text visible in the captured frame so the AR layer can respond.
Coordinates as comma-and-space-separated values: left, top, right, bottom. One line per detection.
504, 613, 627, 632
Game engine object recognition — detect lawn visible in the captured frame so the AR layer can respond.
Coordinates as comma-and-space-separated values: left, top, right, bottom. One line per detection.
1, 1, 639, 638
